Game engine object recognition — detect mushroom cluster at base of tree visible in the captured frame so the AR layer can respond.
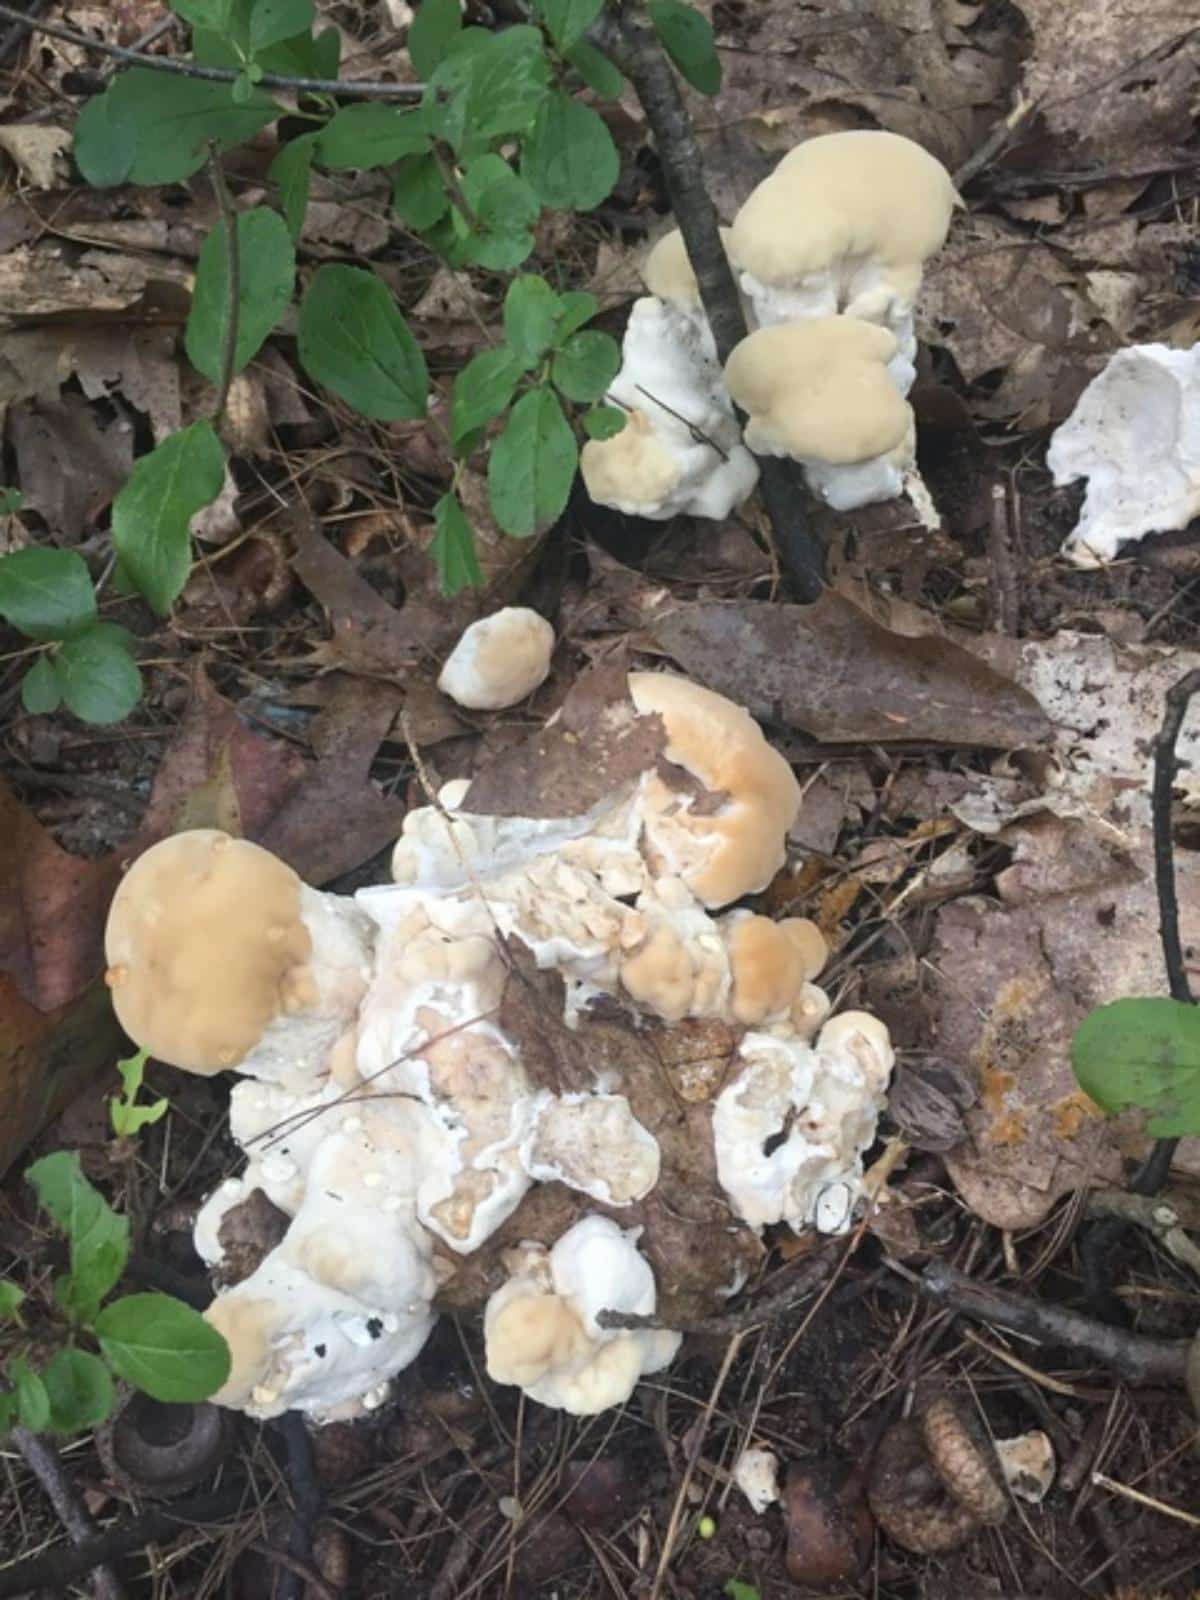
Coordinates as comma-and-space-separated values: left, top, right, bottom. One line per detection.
103, 662, 895, 1423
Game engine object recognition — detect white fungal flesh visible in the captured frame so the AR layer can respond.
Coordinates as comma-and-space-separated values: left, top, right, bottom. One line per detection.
1047, 343, 1200, 564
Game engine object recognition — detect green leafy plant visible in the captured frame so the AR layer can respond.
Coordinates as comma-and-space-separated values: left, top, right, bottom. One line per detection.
0, 1153, 230, 1439
1071, 997, 1200, 1136
109, 1049, 170, 1140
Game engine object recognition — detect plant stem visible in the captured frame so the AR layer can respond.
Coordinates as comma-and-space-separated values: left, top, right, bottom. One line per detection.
0, 3, 423, 100
593, 1, 825, 601
207, 145, 241, 425
11, 1428, 125, 1600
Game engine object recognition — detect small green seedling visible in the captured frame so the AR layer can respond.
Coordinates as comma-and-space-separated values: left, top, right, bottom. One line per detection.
0, 1152, 229, 1439
724, 1582, 761, 1600
110, 1048, 169, 1140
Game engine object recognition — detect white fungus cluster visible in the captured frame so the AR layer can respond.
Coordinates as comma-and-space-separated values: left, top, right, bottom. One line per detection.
105, 658, 893, 1423
580, 130, 958, 523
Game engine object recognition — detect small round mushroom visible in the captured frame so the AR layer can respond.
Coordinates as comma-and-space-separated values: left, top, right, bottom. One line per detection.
728, 130, 958, 348
484, 1216, 680, 1415
725, 913, 828, 1025
99, 1394, 235, 1499
628, 671, 802, 907
104, 830, 374, 1088
437, 607, 555, 712
723, 318, 916, 512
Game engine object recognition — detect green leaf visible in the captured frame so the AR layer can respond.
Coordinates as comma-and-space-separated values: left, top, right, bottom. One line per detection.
111, 421, 227, 616
504, 275, 562, 368
452, 346, 525, 446
555, 291, 599, 343
725, 1583, 760, 1600
57, 625, 143, 727
298, 264, 429, 421
170, 0, 238, 30
0, 1392, 17, 1436
431, 492, 483, 597
408, 0, 463, 78
318, 103, 433, 171
648, 0, 721, 94
551, 329, 620, 402
0, 1283, 24, 1321
248, 0, 314, 54
94, 1294, 231, 1403
0, 549, 96, 641
488, 386, 577, 538
26, 1152, 131, 1324
10, 1359, 50, 1434
391, 152, 449, 230
451, 156, 539, 270
21, 656, 63, 716
269, 131, 317, 240
431, 24, 551, 151
533, 0, 602, 50
111, 1048, 169, 1139
564, 38, 624, 99
185, 207, 296, 383
42, 1349, 114, 1434
0, 487, 24, 514
582, 403, 627, 440
523, 91, 618, 211
74, 70, 279, 189
1071, 997, 1200, 1136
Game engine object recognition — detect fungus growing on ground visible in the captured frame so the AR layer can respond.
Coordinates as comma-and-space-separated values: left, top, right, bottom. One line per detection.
728, 129, 958, 359
104, 830, 373, 1088
105, 670, 894, 1422
484, 1215, 680, 1415
723, 318, 918, 512
437, 606, 555, 711
1046, 342, 1200, 565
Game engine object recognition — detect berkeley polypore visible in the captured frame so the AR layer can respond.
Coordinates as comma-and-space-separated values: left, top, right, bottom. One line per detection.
437, 606, 555, 711
105, 672, 894, 1422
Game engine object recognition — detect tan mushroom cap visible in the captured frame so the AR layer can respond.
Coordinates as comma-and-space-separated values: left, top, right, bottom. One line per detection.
580, 408, 681, 512
729, 129, 958, 285
628, 672, 801, 906
723, 319, 912, 465
486, 1292, 592, 1388
729, 915, 828, 1025
641, 226, 734, 304
104, 830, 313, 1074
437, 607, 555, 712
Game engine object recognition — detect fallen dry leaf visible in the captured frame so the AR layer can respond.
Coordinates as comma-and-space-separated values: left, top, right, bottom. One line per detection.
10, 394, 133, 538
649, 593, 1052, 749
0, 126, 72, 190
0, 245, 191, 324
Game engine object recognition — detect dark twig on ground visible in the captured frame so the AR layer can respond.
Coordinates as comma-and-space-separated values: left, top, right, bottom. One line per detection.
1081, 668, 1200, 1318
10, 1429, 125, 1600
0, 1480, 250, 1600
907, 1261, 1190, 1386
599, 1243, 839, 1335
271, 1411, 325, 1600
593, 2, 825, 601
0, 0, 45, 68
0, 2, 423, 100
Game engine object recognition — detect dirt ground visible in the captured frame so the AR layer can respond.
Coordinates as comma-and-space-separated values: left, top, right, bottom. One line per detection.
2, 0, 1200, 1596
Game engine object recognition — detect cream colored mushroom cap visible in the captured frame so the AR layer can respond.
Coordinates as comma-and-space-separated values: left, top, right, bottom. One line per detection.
580, 408, 682, 512
641, 226, 734, 303
437, 607, 555, 712
729, 129, 958, 284
723, 319, 912, 465
628, 671, 801, 905
104, 830, 312, 1075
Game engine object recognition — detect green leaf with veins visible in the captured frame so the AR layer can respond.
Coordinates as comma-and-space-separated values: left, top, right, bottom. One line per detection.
0, 548, 96, 641
298, 264, 429, 421
504, 275, 562, 368
186, 207, 295, 383
21, 656, 62, 716
430, 25, 551, 151
10, 1359, 50, 1433
488, 386, 577, 538
248, 0, 314, 54
318, 104, 433, 171
95, 1294, 231, 1403
269, 132, 318, 240
392, 152, 450, 230
1071, 997, 1200, 1136
582, 403, 628, 440
554, 291, 600, 343
111, 421, 227, 616
57, 625, 143, 727
26, 1152, 130, 1325
564, 38, 624, 99
532, 0, 603, 50
452, 347, 526, 446
42, 1349, 114, 1434
111, 1048, 169, 1139
551, 329, 621, 402
408, 0, 463, 77
522, 91, 619, 211
648, 0, 721, 94
431, 492, 484, 597
444, 157, 540, 271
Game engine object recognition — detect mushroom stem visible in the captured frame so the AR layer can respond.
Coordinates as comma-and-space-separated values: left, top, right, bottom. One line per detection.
592, 3, 825, 601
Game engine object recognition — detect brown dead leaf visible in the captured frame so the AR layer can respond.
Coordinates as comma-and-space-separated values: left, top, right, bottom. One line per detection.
649, 594, 1052, 749
0, 325, 181, 441
0, 127, 72, 190
0, 245, 191, 324
10, 394, 133, 537
1017, 0, 1199, 165
290, 509, 430, 677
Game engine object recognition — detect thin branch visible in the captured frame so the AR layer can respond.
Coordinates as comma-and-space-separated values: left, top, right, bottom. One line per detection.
207, 143, 241, 424
10, 1429, 125, 1600
0, 3, 423, 100
592, 2, 825, 601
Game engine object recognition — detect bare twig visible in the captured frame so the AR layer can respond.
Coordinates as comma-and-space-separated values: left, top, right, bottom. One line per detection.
592, 2, 825, 601
207, 144, 241, 424
953, 93, 1037, 190
599, 1242, 837, 1335
0, 2, 423, 100
909, 1261, 1190, 1386
0, 0, 46, 68
272, 1411, 324, 1600
10, 1429, 125, 1600
987, 478, 1020, 634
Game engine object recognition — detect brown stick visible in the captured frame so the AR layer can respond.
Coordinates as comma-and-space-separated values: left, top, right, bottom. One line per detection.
11, 1428, 125, 1600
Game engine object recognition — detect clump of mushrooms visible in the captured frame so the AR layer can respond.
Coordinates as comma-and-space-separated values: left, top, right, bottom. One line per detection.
104, 660, 895, 1424
582, 129, 957, 524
